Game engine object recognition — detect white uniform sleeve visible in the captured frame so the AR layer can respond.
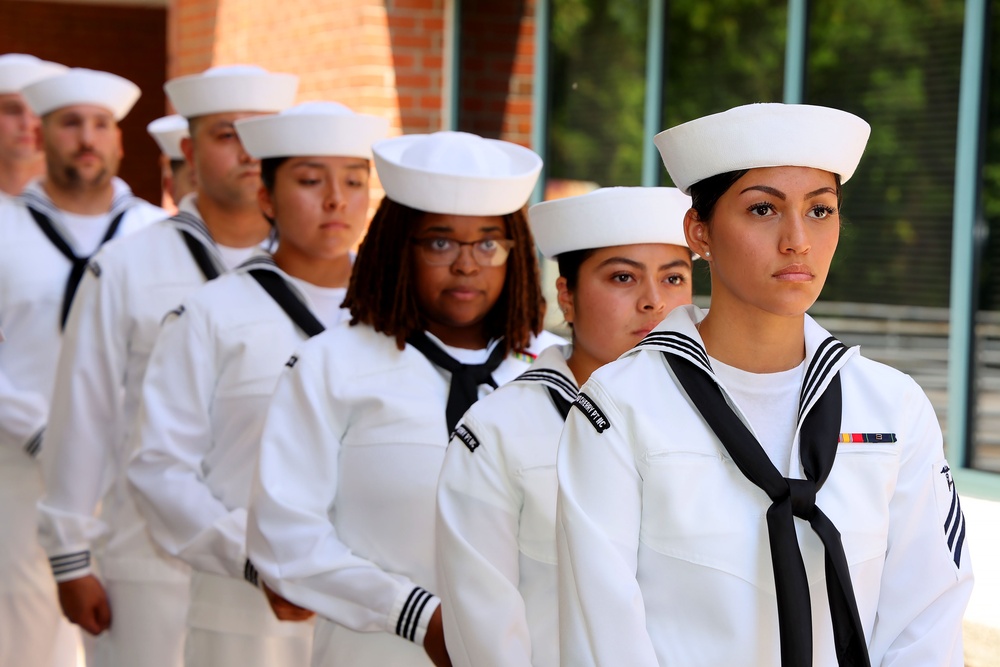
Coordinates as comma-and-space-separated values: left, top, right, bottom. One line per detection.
556, 379, 658, 667
867, 381, 973, 665
37, 264, 122, 581
247, 341, 440, 647
0, 365, 46, 456
436, 413, 532, 667
127, 305, 248, 581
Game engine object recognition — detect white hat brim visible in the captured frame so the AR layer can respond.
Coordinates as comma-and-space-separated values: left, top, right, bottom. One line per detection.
21, 69, 140, 120
0, 55, 67, 95
147, 115, 189, 161
235, 113, 389, 160
529, 187, 691, 258
373, 133, 542, 216
165, 72, 298, 118
654, 103, 871, 193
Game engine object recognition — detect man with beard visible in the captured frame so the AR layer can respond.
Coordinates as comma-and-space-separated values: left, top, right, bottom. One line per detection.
0, 67, 165, 666
0, 54, 66, 201
37, 64, 297, 667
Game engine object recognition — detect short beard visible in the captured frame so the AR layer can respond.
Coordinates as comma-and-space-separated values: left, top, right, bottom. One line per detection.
54, 163, 109, 191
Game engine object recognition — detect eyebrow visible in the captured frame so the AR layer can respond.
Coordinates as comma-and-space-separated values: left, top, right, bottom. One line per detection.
739, 185, 837, 199
596, 257, 692, 271
421, 225, 505, 234
209, 121, 236, 132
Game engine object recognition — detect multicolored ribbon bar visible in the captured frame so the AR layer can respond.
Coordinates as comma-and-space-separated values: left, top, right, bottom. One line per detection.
839, 433, 897, 443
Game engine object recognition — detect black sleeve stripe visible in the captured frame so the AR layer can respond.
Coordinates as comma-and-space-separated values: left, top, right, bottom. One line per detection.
396, 586, 432, 642
50, 551, 90, 576
244, 559, 260, 587
24, 429, 44, 457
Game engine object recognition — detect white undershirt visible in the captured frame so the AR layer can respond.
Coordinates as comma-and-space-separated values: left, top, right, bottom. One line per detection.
424, 330, 497, 364
709, 356, 805, 474
60, 210, 113, 255
216, 244, 258, 271
287, 277, 349, 330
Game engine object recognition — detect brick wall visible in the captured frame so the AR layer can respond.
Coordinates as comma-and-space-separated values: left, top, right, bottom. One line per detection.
457, 0, 535, 147
171, 0, 447, 135
0, 0, 167, 205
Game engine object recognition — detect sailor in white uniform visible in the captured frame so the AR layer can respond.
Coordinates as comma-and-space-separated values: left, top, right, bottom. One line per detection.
0, 66, 163, 667
36, 65, 297, 667
127, 101, 389, 667
555, 104, 975, 667
0, 54, 65, 202
147, 114, 196, 211
435, 187, 694, 667
247, 131, 564, 667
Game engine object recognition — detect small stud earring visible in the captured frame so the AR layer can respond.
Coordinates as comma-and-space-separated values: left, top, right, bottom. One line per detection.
704, 250, 711, 257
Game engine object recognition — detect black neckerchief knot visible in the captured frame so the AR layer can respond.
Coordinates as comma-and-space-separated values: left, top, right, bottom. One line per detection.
665, 352, 870, 667
407, 331, 506, 434
28, 206, 125, 330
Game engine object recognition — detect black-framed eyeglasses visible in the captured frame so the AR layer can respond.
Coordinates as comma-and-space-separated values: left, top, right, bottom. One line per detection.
411, 237, 515, 267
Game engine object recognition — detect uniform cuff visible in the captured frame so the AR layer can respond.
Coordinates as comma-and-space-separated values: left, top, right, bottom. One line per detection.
50, 550, 92, 582
244, 559, 261, 588
24, 428, 44, 458
390, 586, 441, 646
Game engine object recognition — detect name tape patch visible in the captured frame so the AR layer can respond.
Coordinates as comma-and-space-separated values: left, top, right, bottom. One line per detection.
573, 392, 611, 433
454, 424, 481, 453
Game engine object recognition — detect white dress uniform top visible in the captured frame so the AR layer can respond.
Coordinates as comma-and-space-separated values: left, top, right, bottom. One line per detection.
249, 324, 563, 666
556, 304, 974, 667
0, 175, 162, 665
127, 101, 387, 667
37, 64, 296, 667
435, 185, 692, 667
127, 258, 338, 665
436, 344, 576, 667
248, 130, 553, 666
36, 197, 267, 665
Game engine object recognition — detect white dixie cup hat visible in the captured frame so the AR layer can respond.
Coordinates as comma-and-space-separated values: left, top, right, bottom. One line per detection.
147, 115, 189, 161
21, 68, 141, 120
372, 131, 543, 216
528, 186, 692, 259
654, 103, 871, 194
164, 64, 299, 118
234, 101, 390, 160
0, 54, 67, 95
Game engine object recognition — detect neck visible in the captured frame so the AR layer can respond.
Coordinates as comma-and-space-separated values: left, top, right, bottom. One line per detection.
0, 155, 44, 196
566, 342, 603, 387
41, 177, 115, 215
196, 193, 271, 248
273, 246, 353, 288
424, 321, 490, 351
698, 294, 806, 373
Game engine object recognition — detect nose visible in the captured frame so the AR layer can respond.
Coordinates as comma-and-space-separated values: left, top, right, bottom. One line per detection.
638, 276, 666, 312
324, 180, 345, 211
450, 243, 480, 275
780, 211, 811, 255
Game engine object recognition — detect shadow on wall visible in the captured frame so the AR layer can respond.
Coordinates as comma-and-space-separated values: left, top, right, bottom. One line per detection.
0, 1, 168, 205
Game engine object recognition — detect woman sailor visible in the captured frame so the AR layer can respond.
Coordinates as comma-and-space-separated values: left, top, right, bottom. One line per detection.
127, 101, 388, 666
435, 186, 694, 667
247, 131, 563, 666
555, 103, 974, 667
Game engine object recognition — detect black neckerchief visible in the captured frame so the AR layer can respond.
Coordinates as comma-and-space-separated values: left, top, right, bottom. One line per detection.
28, 206, 125, 330
179, 229, 221, 281
248, 269, 325, 338
665, 353, 870, 667
407, 331, 506, 433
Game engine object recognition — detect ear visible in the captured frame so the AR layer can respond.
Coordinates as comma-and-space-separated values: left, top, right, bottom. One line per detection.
684, 208, 711, 260
257, 183, 275, 220
180, 136, 194, 167
555, 275, 574, 325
